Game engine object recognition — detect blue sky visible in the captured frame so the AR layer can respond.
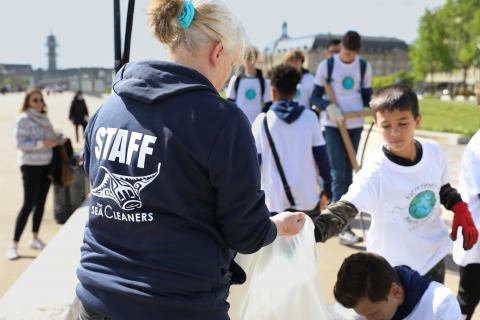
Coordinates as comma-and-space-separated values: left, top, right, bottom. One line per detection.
0, 0, 446, 69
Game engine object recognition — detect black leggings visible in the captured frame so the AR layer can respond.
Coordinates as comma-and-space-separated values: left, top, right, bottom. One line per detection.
13, 165, 51, 242
74, 120, 87, 143
458, 263, 480, 319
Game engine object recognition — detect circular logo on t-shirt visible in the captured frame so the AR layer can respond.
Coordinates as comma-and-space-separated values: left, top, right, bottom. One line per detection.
245, 88, 256, 100
295, 88, 301, 99
409, 190, 436, 219
342, 76, 354, 90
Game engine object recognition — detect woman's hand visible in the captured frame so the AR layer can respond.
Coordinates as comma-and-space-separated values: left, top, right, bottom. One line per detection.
271, 211, 306, 237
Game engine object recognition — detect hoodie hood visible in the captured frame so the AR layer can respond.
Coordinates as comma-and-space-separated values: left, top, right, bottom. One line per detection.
270, 100, 305, 124
392, 265, 432, 320
112, 60, 218, 104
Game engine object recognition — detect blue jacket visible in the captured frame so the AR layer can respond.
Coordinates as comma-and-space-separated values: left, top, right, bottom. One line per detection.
76, 60, 277, 319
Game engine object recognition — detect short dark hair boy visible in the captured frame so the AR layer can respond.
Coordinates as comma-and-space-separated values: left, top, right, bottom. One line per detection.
269, 64, 302, 100
334, 252, 461, 319
342, 30, 362, 52
370, 84, 420, 119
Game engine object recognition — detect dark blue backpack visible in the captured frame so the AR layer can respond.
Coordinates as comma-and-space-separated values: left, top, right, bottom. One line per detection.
326, 56, 367, 88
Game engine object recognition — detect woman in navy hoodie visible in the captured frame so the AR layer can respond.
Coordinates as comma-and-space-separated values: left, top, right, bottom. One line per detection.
75, 0, 305, 319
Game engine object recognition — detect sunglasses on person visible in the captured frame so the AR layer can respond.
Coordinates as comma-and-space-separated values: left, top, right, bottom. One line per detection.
32, 98, 44, 103
328, 49, 340, 54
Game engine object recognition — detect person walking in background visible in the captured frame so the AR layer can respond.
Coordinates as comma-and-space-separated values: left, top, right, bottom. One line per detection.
283, 50, 316, 112
6, 89, 65, 260
226, 46, 272, 124
325, 38, 341, 58
69, 91, 89, 143
75, 1, 305, 319
310, 30, 373, 245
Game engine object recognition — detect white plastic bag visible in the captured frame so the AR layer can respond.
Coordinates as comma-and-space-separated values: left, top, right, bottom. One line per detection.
235, 217, 331, 320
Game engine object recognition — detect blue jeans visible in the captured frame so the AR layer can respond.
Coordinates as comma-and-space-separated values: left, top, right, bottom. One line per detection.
324, 126, 363, 202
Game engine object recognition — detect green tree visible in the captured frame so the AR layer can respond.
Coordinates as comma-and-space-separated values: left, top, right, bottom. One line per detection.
412, 0, 480, 88
439, 0, 480, 86
410, 8, 454, 90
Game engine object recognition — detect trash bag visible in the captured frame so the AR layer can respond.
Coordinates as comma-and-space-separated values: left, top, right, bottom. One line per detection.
234, 217, 331, 320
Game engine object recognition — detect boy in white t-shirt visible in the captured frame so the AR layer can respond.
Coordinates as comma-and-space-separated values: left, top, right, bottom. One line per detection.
310, 31, 373, 245
226, 46, 272, 124
252, 64, 331, 215
313, 85, 478, 283
452, 125, 480, 317
334, 252, 462, 320
283, 50, 316, 112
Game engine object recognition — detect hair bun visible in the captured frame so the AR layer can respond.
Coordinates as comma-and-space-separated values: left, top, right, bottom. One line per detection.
149, 0, 184, 45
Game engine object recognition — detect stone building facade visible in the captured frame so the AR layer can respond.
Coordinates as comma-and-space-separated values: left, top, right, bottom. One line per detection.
260, 25, 410, 77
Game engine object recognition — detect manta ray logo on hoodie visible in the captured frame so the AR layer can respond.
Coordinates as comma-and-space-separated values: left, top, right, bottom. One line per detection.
91, 163, 161, 210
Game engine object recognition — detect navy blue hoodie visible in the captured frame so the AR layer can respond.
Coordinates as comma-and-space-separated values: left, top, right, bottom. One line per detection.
392, 265, 432, 320
76, 60, 277, 319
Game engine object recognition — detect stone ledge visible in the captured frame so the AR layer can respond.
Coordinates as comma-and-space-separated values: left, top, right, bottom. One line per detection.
0, 205, 88, 320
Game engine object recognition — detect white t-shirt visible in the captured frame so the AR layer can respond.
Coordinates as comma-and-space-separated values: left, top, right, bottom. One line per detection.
226, 75, 272, 124
314, 54, 372, 129
294, 72, 315, 108
453, 130, 480, 266
342, 139, 452, 275
252, 109, 325, 212
403, 282, 461, 320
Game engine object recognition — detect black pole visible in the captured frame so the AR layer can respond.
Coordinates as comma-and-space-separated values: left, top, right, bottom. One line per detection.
122, 0, 136, 68
113, 0, 122, 72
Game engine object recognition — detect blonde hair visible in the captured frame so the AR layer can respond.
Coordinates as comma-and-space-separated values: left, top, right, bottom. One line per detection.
149, 0, 245, 56
243, 46, 259, 64
283, 49, 305, 64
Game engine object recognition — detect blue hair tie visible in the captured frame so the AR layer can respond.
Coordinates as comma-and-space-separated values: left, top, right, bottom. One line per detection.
178, 0, 195, 29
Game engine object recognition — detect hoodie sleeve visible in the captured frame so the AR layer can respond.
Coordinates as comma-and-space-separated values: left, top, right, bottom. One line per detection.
361, 62, 373, 107
208, 110, 277, 254
310, 61, 330, 110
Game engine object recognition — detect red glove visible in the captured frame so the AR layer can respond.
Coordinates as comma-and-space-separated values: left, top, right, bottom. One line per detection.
451, 202, 479, 250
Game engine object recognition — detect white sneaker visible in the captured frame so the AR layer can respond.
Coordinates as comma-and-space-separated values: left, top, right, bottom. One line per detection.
30, 238, 46, 250
6, 244, 18, 260
339, 230, 363, 246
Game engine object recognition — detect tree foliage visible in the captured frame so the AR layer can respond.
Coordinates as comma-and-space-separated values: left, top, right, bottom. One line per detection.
410, 0, 480, 84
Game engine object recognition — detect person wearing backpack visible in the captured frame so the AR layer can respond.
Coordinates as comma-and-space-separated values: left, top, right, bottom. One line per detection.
310, 30, 373, 246
226, 46, 272, 124
283, 50, 315, 111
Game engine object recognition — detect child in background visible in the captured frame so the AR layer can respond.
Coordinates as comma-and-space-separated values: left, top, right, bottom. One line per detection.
283, 50, 315, 111
226, 46, 271, 124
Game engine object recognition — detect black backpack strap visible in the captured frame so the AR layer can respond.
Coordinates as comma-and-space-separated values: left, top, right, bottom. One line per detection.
263, 115, 296, 208
359, 57, 367, 88
326, 57, 334, 84
256, 68, 265, 101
